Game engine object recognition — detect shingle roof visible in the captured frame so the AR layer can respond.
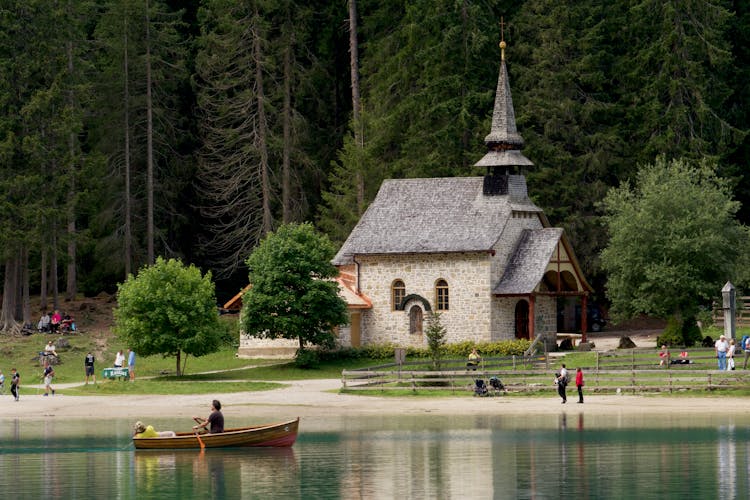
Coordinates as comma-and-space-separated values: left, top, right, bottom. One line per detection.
332, 176, 541, 264
475, 45, 533, 170
492, 228, 563, 295
484, 58, 524, 148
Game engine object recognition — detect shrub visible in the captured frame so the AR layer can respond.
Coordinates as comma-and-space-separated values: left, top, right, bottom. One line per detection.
294, 348, 320, 368
682, 316, 702, 347
656, 316, 700, 347
425, 312, 447, 369
656, 317, 682, 347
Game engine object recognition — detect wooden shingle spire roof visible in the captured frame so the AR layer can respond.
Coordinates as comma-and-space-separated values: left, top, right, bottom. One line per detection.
474, 32, 533, 170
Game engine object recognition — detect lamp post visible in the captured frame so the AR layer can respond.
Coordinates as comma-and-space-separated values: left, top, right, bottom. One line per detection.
722, 281, 736, 341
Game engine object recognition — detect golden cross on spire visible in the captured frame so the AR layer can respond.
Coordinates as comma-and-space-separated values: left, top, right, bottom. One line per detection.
499, 17, 506, 61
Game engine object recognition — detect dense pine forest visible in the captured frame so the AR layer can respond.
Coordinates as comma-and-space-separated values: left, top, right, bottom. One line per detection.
1, 0, 749, 331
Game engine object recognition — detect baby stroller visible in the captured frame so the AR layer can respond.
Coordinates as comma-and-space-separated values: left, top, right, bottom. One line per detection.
489, 376, 505, 394
473, 379, 489, 397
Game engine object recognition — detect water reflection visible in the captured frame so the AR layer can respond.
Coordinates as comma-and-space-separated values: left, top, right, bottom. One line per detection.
134, 448, 296, 498
0, 415, 749, 499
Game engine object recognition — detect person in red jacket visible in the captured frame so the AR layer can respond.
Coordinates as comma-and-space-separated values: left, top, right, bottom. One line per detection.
575, 367, 584, 404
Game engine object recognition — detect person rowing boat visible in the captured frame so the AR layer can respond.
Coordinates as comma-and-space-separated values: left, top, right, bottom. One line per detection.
192, 399, 224, 434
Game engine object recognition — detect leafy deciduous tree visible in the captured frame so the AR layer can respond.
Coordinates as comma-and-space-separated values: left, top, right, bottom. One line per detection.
600, 157, 746, 324
240, 223, 348, 359
114, 257, 222, 376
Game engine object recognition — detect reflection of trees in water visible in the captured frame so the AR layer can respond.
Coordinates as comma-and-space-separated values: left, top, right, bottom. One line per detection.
134, 448, 297, 497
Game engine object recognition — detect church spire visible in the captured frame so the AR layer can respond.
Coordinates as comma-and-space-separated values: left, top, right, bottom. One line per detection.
475, 22, 533, 193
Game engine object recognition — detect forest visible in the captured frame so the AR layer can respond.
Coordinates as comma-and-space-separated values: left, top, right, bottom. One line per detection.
1, 0, 749, 331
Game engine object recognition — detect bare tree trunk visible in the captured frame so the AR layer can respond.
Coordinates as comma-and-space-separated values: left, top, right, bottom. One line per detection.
282, 34, 292, 224
175, 350, 181, 376
14, 252, 22, 320
40, 246, 48, 311
348, 0, 364, 214
348, 0, 361, 128
66, 37, 78, 301
253, 10, 272, 234
1, 257, 18, 332
21, 247, 30, 325
145, 0, 155, 264
124, 15, 133, 277
51, 227, 59, 310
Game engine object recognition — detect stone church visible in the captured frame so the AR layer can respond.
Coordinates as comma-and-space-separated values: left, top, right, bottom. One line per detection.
331, 39, 592, 350
237, 39, 591, 356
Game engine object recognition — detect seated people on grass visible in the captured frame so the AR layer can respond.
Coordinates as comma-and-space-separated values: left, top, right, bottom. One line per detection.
37, 312, 51, 333
658, 345, 670, 366
670, 351, 692, 365
60, 313, 75, 333
50, 310, 62, 334
41, 341, 58, 358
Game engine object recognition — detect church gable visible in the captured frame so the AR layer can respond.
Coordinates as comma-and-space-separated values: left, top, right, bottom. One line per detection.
492, 228, 592, 296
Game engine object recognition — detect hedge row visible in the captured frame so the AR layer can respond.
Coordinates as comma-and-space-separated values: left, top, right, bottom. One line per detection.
318, 339, 532, 361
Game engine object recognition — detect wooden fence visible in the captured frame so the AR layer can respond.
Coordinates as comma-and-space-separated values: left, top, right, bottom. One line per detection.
712, 295, 750, 327
341, 349, 750, 394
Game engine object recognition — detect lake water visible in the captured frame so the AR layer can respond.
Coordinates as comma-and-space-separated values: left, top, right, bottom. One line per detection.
1, 413, 748, 499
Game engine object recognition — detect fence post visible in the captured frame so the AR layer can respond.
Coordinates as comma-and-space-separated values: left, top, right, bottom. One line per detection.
631, 350, 635, 370
342, 371, 347, 389
707, 372, 712, 391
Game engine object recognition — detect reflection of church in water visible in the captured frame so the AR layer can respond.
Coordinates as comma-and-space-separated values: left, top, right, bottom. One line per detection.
331, 35, 593, 351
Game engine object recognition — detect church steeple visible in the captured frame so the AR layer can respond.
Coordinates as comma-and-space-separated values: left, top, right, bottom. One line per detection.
475, 23, 533, 196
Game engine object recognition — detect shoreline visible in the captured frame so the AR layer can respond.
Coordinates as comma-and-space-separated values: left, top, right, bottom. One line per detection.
2, 378, 750, 421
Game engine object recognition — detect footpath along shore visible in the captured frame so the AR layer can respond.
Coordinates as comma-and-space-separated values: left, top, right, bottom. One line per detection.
2, 377, 750, 420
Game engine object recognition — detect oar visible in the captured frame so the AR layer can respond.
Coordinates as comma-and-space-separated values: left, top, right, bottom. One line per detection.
195, 431, 205, 450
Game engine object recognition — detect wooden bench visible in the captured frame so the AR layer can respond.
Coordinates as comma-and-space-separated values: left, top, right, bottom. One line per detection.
102, 367, 129, 380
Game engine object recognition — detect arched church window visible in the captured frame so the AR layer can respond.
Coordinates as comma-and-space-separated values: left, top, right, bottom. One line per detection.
392, 280, 405, 310
435, 279, 449, 311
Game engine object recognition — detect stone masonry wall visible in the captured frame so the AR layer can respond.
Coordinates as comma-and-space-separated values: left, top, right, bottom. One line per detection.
490, 295, 557, 341
357, 253, 493, 347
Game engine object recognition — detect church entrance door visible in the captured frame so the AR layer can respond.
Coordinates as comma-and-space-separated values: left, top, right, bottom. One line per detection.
515, 300, 530, 339
350, 312, 361, 347
409, 306, 423, 335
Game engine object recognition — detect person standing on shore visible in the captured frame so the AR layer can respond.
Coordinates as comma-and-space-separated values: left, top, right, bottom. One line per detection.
84, 352, 96, 385
743, 336, 750, 369
575, 368, 584, 403
715, 335, 729, 370
10, 368, 19, 401
127, 349, 136, 382
556, 364, 568, 404
727, 339, 736, 371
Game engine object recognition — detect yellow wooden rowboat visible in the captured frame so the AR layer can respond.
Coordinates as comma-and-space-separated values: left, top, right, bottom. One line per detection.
133, 418, 299, 450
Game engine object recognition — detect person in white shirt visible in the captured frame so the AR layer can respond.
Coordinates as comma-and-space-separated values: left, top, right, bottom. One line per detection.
556, 363, 568, 404
715, 335, 729, 370
727, 339, 736, 371
114, 350, 125, 368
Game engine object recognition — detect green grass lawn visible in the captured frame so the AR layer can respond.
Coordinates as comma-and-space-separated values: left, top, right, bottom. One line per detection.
0, 331, 389, 395
0, 332, 269, 386
63, 379, 284, 395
